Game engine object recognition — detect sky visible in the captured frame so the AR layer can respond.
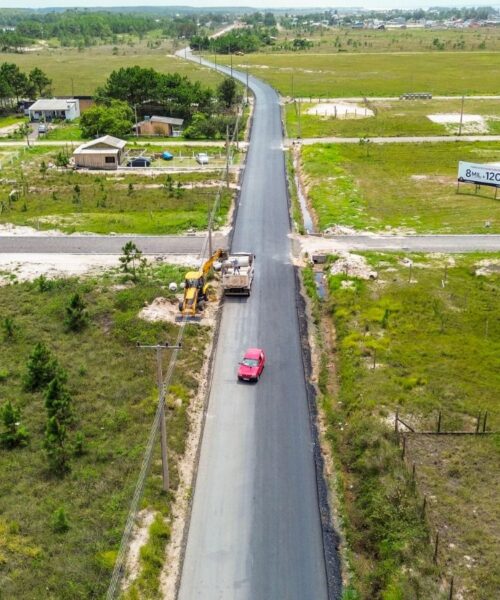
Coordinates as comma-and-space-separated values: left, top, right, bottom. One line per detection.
1, 0, 498, 10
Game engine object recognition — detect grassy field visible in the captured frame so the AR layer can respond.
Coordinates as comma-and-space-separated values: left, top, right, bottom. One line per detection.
300, 141, 500, 234
274, 26, 500, 54
305, 252, 500, 599
286, 98, 500, 138
215, 52, 500, 97
0, 144, 234, 234
0, 45, 223, 96
0, 115, 26, 129
0, 265, 211, 599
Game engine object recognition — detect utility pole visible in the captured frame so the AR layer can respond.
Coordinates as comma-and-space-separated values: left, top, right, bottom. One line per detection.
71, 78, 75, 97
246, 67, 249, 105
137, 342, 181, 492
134, 104, 138, 138
297, 98, 302, 139
291, 70, 294, 100
214, 52, 217, 71
230, 47, 233, 78
458, 94, 465, 136
225, 124, 230, 189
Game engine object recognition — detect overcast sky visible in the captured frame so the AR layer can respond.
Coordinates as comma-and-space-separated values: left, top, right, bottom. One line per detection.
1, 1, 498, 10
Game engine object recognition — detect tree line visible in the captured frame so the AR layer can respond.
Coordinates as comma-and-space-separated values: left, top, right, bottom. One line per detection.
0, 63, 52, 109
190, 25, 277, 54
81, 65, 240, 139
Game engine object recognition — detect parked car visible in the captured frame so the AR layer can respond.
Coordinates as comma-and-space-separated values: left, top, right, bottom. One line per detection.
237, 348, 266, 382
127, 157, 151, 167
195, 152, 209, 165
38, 123, 48, 134
162, 151, 174, 161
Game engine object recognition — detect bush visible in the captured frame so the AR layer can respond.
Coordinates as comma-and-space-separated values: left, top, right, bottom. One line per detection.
51, 507, 70, 533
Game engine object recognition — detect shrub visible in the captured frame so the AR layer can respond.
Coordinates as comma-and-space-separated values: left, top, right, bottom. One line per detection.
51, 507, 70, 533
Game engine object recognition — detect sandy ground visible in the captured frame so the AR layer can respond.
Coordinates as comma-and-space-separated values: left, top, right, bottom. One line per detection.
475, 258, 500, 276
305, 102, 374, 119
427, 113, 488, 133
329, 252, 378, 280
139, 290, 219, 327
122, 509, 157, 590
0, 253, 201, 284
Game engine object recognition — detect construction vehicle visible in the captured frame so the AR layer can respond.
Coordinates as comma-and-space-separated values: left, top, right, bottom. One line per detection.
178, 248, 228, 317
221, 252, 255, 296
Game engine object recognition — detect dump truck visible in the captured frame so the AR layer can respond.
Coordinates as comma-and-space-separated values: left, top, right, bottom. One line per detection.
221, 252, 255, 296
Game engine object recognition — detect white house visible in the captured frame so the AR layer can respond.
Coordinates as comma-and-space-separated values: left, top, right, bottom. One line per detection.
28, 98, 80, 122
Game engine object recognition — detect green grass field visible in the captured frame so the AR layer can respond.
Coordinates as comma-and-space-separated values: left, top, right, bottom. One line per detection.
0, 115, 26, 129
286, 98, 500, 138
300, 141, 500, 233
0, 265, 211, 599
0, 45, 223, 96
274, 26, 500, 54
215, 52, 500, 97
0, 145, 233, 234
305, 252, 500, 599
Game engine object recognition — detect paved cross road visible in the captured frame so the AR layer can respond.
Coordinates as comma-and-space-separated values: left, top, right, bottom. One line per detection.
176, 56, 330, 599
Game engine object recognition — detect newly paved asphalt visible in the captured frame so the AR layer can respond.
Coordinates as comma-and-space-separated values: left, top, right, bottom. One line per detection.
177, 58, 329, 599
2, 233, 499, 255
0, 234, 226, 255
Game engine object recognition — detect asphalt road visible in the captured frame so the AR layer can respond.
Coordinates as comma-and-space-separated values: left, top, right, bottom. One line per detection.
177, 58, 329, 599
2, 233, 499, 255
0, 234, 226, 255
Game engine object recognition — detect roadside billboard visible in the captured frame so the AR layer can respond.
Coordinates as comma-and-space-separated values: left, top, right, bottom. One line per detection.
458, 161, 500, 188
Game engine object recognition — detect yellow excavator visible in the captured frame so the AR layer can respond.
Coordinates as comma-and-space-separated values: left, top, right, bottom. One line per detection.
178, 248, 228, 317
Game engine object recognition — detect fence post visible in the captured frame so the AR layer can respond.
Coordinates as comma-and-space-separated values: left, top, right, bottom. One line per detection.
476, 413, 481, 434
449, 576, 454, 600
422, 494, 427, 518
482, 411, 488, 433
437, 411, 442, 433
433, 532, 439, 564
395, 410, 399, 434
402, 435, 406, 459
412, 462, 416, 485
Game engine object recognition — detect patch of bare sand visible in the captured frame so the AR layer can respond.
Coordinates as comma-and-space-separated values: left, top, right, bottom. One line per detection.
475, 258, 500, 276
139, 292, 219, 327
122, 509, 157, 590
330, 253, 378, 280
306, 102, 374, 119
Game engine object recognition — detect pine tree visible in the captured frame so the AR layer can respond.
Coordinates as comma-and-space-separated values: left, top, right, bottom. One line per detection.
119, 241, 146, 282
64, 293, 88, 332
23, 342, 57, 392
44, 370, 72, 426
0, 400, 29, 449
44, 416, 69, 474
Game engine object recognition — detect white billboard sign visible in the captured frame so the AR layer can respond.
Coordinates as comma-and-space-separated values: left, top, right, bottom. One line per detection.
458, 161, 500, 188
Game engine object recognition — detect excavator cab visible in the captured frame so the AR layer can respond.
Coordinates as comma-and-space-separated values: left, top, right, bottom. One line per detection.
178, 249, 228, 318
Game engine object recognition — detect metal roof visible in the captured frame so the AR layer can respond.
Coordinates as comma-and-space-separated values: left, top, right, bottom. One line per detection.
28, 98, 77, 111
74, 135, 127, 153
137, 115, 184, 126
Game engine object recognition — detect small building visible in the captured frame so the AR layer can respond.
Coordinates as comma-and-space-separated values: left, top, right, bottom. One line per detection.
28, 98, 80, 122
73, 135, 126, 170
133, 115, 184, 137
